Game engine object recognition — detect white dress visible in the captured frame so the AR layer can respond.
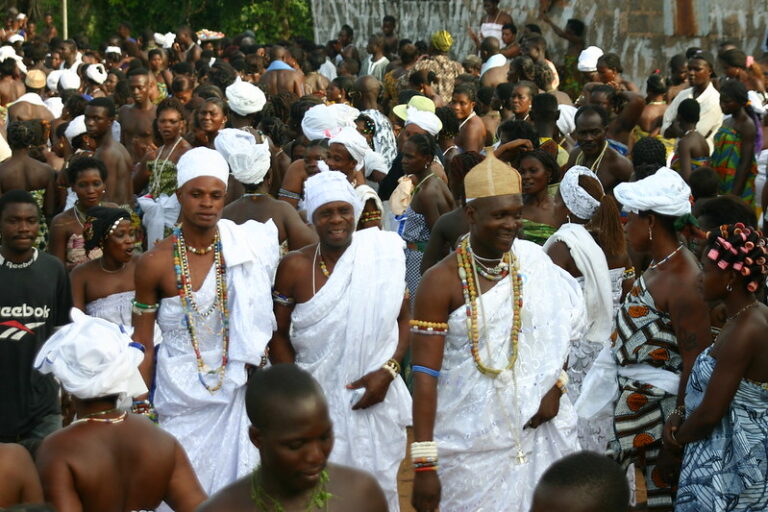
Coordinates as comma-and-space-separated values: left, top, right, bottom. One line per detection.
435, 240, 585, 512
85, 291, 133, 327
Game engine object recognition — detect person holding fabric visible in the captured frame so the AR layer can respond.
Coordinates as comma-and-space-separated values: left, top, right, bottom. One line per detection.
578, 168, 711, 511
710, 79, 759, 206
544, 166, 632, 452
410, 153, 585, 512
519, 149, 559, 245
217, 128, 317, 252
665, 224, 768, 512
269, 171, 411, 511
401, 133, 455, 304
34, 309, 206, 512
135, 98, 191, 248
70, 207, 137, 330
131, 147, 280, 494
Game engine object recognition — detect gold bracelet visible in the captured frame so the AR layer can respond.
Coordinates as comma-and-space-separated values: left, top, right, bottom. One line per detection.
382, 358, 400, 379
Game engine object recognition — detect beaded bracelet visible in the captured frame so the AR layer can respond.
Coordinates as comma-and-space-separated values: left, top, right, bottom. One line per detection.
412, 365, 440, 378
623, 267, 636, 280
555, 369, 569, 395
381, 358, 401, 379
411, 441, 438, 470
272, 290, 296, 306
360, 211, 382, 223
669, 405, 686, 419
410, 319, 449, 336
131, 300, 159, 315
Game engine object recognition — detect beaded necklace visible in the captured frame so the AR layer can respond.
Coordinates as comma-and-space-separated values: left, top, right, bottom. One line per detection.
71, 411, 127, 425
172, 225, 230, 393
647, 244, 684, 271
250, 468, 332, 512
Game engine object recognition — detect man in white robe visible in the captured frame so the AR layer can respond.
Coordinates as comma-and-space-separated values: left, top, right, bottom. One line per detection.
410, 154, 586, 512
270, 170, 411, 511
132, 147, 280, 494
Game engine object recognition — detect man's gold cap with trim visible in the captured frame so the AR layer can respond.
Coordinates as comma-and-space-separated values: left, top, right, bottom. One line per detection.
464, 152, 522, 201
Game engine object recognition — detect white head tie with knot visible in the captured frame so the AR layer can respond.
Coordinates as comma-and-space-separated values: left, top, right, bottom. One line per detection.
214, 128, 271, 186
560, 166, 602, 220
301, 103, 359, 141
613, 167, 691, 217
304, 170, 363, 224
177, 147, 230, 189
329, 126, 371, 171
404, 106, 443, 137
34, 308, 148, 400
225, 78, 267, 116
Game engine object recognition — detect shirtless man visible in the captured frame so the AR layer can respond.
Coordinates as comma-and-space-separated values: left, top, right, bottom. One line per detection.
0, 443, 43, 507
85, 98, 133, 206
567, 105, 633, 195
586, 84, 645, 152
198, 364, 388, 512
8, 70, 54, 122
34, 311, 206, 512
259, 46, 304, 97
479, 37, 509, 89
0, 58, 24, 106
382, 15, 398, 59
452, 84, 487, 153
173, 25, 202, 64
119, 68, 157, 163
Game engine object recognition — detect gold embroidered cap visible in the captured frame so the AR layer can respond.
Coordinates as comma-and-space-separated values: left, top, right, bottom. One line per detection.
464, 152, 522, 201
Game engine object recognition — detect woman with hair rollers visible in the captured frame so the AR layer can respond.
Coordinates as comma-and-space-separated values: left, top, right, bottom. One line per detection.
666, 223, 768, 511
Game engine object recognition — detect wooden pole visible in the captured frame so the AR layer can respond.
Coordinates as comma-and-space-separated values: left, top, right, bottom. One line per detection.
62, 0, 68, 40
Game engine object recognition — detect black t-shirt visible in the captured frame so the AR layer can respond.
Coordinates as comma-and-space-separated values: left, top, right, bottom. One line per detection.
0, 251, 71, 438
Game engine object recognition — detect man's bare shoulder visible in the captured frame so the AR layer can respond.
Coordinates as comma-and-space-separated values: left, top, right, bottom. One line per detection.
196, 476, 250, 512
136, 238, 174, 272
278, 245, 315, 269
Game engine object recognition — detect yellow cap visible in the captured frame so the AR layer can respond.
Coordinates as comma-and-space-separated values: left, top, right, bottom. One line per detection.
431, 30, 453, 52
392, 95, 436, 121
464, 152, 522, 201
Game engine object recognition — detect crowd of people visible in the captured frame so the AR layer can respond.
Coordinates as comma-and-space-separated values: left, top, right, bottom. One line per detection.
1, 1, 768, 511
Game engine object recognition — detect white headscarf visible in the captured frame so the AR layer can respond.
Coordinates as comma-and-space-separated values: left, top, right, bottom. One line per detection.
86, 63, 108, 85
614, 167, 692, 217
34, 309, 148, 400
226, 78, 267, 116
577, 46, 604, 73
329, 126, 371, 171
59, 70, 81, 90
355, 184, 383, 213
304, 170, 363, 224
46, 69, 63, 92
214, 128, 271, 186
363, 150, 389, 179
177, 147, 230, 189
560, 166, 603, 220
105, 46, 122, 56
153, 32, 175, 49
404, 106, 443, 137
301, 103, 359, 141
65, 115, 86, 145
0, 45, 26, 74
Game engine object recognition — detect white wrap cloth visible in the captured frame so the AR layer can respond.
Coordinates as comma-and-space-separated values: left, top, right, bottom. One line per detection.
329, 126, 371, 171
154, 218, 279, 494
480, 53, 507, 77
58, 70, 80, 90
301, 103, 359, 141
404, 106, 443, 137
177, 147, 229, 189
304, 170, 363, 224
435, 239, 586, 511
86, 63, 108, 84
214, 128, 271, 185
613, 167, 692, 217
356, 184, 384, 213
290, 228, 411, 511
47, 69, 63, 92
225, 78, 266, 116
560, 166, 602, 220
0, 45, 26, 73
34, 308, 148, 400
543, 223, 613, 344
65, 115, 86, 144
578, 46, 604, 72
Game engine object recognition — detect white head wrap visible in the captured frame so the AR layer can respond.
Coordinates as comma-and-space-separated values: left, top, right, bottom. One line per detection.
560, 166, 603, 220
177, 147, 230, 189
329, 126, 371, 171
304, 170, 363, 224
301, 103, 359, 141
59, 70, 81, 90
34, 309, 148, 400
614, 167, 692, 217
404, 106, 443, 137
105, 46, 122, 56
226, 78, 266, 116
47, 69, 63, 92
8, 34, 23, 44
86, 63, 108, 85
16, 13, 26, 20
577, 46, 604, 73
0, 45, 26, 74
214, 128, 271, 186
65, 115, 86, 145
153, 32, 176, 49
362, 150, 389, 179
355, 184, 383, 213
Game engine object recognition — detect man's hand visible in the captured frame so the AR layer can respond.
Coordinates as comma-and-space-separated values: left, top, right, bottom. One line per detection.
347, 368, 393, 410
525, 386, 561, 429
412, 470, 441, 512
663, 414, 684, 451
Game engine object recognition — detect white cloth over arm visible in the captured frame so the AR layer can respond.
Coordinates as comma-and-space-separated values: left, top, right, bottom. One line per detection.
661, 84, 723, 152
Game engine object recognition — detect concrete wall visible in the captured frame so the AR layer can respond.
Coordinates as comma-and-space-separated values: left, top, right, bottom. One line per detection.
311, 0, 768, 89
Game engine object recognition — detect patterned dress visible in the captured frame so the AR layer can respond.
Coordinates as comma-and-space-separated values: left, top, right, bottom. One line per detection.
29, 189, 48, 251
711, 125, 757, 206
401, 205, 430, 309
520, 218, 557, 246
676, 346, 768, 511
611, 276, 681, 511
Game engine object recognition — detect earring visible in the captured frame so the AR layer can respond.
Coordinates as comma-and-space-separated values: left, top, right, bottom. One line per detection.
648, 226, 653, 241
566, 214, 572, 224
726, 283, 733, 292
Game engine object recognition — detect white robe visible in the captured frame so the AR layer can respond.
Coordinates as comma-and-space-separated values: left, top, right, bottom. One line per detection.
154, 219, 279, 495
436, 239, 585, 511
290, 228, 411, 512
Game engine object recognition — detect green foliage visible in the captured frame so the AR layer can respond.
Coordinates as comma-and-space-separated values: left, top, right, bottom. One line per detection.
40, 0, 314, 46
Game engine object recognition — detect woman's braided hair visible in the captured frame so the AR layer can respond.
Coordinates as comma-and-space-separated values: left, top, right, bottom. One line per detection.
705, 223, 768, 293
